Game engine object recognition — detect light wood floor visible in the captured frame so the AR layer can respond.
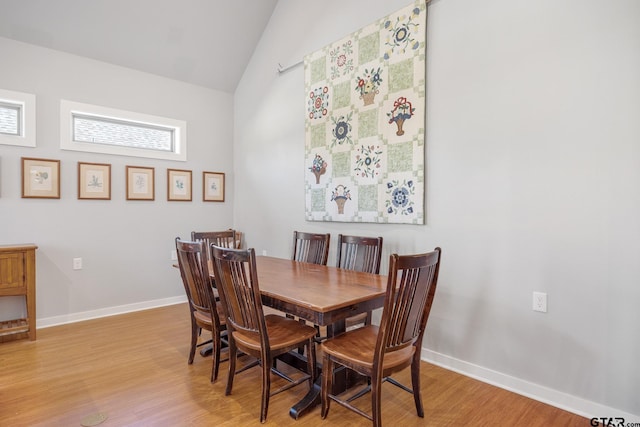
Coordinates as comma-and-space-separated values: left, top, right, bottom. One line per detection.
0, 304, 589, 426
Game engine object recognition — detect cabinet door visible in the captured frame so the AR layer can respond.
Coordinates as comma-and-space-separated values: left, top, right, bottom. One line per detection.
0, 252, 26, 293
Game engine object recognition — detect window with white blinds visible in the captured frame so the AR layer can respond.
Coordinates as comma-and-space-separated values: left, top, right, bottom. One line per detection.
0, 102, 20, 136
60, 100, 187, 161
72, 114, 174, 152
0, 88, 36, 147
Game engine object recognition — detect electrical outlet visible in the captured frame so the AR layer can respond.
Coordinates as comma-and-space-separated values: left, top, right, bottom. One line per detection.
73, 257, 83, 270
533, 292, 547, 313
262, 250, 267, 256
171, 250, 177, 261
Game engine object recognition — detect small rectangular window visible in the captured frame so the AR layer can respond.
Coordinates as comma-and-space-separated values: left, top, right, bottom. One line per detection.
72, 114, 174, 152
0, 88, 36, 147
60, 100, 187, 161
0, 102, 21, 136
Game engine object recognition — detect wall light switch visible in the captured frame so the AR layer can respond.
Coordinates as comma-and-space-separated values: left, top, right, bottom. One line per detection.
73, 258, 83, 270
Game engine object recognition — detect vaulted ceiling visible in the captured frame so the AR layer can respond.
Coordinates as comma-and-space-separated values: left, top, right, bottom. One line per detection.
0, 0, 278, 93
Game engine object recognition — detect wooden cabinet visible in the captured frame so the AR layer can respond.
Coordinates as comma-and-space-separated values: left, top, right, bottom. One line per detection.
0, 244, 37, 341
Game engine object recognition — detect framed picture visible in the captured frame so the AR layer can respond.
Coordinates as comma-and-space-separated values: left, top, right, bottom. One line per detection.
21, 157, 60, 199
78, 162, 111, 200
203, 171, 225, 202
126, 166, 155, 200
167, 169, 192, 201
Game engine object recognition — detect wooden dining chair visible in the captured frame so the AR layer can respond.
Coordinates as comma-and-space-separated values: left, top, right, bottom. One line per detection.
291, 231, 330, 265
191, 229, 239, 250
321, 248, 442, 427
175, 237, 227, 383
191, 229, 239, 296
336, 234, 383, 329
210, 245, 317, 423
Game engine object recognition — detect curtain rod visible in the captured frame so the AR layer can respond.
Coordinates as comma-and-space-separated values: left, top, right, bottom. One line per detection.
277, 60, 303, 74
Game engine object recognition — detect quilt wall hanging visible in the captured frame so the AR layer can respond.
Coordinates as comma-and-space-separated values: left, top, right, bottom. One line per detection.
304, 0, 426, 224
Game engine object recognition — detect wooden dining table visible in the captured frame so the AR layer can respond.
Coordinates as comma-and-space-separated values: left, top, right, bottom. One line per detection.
253, 256, 387, 419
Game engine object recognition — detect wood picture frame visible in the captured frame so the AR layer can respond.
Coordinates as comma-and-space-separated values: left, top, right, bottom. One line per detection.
21, 157, 60, 199
126, 166, 155, 200
167, 168, 192, 201
203, 171, 225, 202
78, 162, 111, 200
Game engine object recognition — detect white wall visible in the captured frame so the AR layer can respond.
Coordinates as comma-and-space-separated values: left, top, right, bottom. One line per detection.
234, 0, 640, 419
0, 37, 234, 323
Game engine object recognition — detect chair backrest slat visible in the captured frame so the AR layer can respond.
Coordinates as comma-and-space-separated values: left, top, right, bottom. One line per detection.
377, 248, 441, 362
292, 231, 330, 265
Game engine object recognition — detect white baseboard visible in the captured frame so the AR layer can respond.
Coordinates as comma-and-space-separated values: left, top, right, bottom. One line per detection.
421, 348, 639, 423
37, 295, 187, 329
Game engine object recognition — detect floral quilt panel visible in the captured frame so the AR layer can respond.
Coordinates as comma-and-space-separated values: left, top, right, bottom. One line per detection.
304, 0, 426, 224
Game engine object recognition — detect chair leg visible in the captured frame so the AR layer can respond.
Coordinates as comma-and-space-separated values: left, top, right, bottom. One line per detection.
211, 329, 220, 382
188, 317, 198, 364
321, 354, 332, 419
411, 353, 424, 417
225, 338, 237, 396
260, 356, 272, 423
371, 371, 383, 427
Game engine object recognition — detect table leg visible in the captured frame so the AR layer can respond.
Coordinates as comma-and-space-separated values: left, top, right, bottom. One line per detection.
289, 380, 321, 419
289, 318, 346, 419
199, 335, 229, 357
199, 345, 212, 357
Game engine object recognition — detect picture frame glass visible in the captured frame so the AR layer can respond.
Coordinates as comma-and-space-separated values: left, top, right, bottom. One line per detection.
168, 169, 192, 201
79, 162, 111, 200
22, 157, 60, 198
203, 172, 224, 202
127, 166, 154, 200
